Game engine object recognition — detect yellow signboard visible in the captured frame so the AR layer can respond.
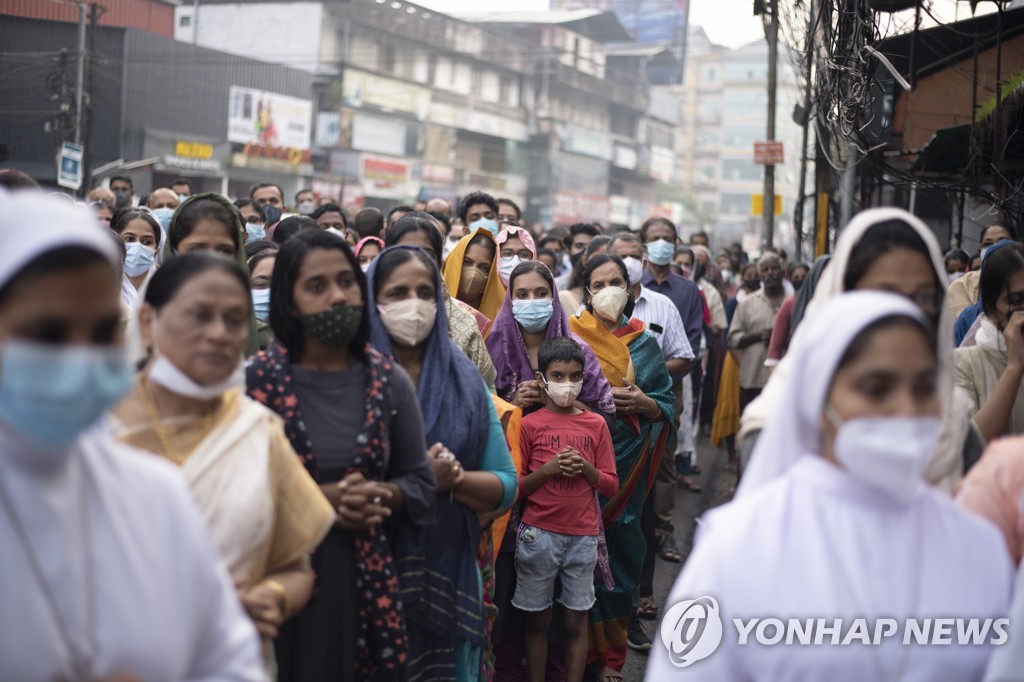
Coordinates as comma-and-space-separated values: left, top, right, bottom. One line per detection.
752, 194, 783, 216
174, 141, 214, 160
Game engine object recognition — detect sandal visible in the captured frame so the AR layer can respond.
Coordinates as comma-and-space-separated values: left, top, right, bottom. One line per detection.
680, 476, 703, 493
657, 534, 683, 563
597, 668, 624, 682
636, 596, 658, 620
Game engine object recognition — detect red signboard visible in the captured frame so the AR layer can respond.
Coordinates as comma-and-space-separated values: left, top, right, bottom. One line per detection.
754, 141, 784, 165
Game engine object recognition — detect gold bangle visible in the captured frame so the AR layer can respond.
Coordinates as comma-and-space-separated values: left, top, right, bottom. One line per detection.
262, 579, 291, 619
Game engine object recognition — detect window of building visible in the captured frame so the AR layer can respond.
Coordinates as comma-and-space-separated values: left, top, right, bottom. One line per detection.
179, 14, 191, 27
720, 192, 752, 215
721, 158, 762, 182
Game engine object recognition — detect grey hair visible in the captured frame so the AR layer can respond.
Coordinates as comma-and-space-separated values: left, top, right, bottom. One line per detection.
609, 231, 643, 248
757, 252, 782, 268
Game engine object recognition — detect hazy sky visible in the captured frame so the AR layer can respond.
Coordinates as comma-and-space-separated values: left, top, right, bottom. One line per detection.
418, 0, 983, 50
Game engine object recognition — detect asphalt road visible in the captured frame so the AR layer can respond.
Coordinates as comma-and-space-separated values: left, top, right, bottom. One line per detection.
620, 436, 739, 682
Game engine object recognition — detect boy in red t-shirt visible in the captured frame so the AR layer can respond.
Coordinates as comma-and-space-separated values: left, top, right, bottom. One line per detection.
515, 337, 618, 682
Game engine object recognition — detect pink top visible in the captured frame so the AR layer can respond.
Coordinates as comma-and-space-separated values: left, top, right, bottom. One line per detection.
957, 436, 1024, 564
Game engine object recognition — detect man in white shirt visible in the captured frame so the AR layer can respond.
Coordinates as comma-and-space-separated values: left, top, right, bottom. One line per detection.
0, 189, 263, 681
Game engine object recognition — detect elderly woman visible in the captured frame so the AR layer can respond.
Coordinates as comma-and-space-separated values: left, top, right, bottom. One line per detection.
110, 253, 334, 656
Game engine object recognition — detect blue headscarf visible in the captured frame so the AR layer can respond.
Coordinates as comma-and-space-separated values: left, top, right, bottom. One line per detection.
365, 245, 490, 669
954, 239, 1015, 346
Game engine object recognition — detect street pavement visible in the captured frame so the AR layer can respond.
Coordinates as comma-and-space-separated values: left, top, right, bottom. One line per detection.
621, 436, 739, 681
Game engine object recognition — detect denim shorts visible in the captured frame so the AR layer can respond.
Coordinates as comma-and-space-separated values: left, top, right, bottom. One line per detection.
513, 524, 599, 612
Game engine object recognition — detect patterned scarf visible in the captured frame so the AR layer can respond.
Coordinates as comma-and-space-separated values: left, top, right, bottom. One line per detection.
247, 341, 408, 677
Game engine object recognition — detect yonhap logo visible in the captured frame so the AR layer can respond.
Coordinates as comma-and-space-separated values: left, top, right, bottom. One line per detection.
660, 596, 724, 668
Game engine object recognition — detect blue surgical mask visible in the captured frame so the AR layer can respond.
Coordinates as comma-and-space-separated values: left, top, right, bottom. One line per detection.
178, 193, 189, 205
123, 241, 155, 278
246, 222, 266, 242
252, 288, 271, 322
151, 207, 175, 232
0, 341, 133, 453
512, 298, 554, 333
646, 239, 675, 266
469, 218, 500, 238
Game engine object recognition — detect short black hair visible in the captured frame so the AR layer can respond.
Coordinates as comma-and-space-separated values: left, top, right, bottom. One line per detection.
170, 178, 192, 193
428, 211, 451, 236
945, 248, 970, 266
249, 182, 283, 202
568, 223, 601, 243
640, 217, 677, 243
109, 175, 134, 191
387, 205, 416, 226
539, 235, 563, 251
295, 188, 314, 202
233, 198, 254, 210
270, 229, 369, 362
354, 207, 385, 239
385, 212, 444, 266
457, 191, 499, 225
497, 197, 522, 221
538, 337, 585, 375
311, 203, 346, 227
144, 252, 250, 313
536, 248, 558, 268
272, 216, 317, 245
0, 169, 39, 189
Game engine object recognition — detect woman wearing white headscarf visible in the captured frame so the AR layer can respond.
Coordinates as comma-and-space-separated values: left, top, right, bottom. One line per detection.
646, 292, 1013, 681
738, 207, 974, 492
0, 189, 262, 680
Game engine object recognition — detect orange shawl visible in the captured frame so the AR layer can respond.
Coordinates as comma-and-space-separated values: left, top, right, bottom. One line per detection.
442, 227, 506, 330
568, 310, 640, 388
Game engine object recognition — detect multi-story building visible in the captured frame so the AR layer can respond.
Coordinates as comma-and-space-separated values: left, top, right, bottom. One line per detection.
0, 12, 315, 195
675, 28, 803, 252
551, 0, 689, 85
176, 0, 534, 211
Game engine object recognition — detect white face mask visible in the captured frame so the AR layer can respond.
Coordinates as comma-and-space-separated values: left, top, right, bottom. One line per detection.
977, 316, 1008, 354
622, 256, 644, 287
542, 378, 583, 408
148, 353, 245, 400
827, 407, 940, 504
377, 299, 437, 347
147, 314, 244, 399
589, 286, 629, 323
498, 255, 523, 285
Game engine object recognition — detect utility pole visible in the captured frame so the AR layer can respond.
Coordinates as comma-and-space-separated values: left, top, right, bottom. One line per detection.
763, 0, 778, 249
74, 2, 87, 145
794, 0, 814, 263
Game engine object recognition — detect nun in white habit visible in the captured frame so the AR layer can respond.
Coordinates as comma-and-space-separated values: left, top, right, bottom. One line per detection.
646, 292, 1013, 682
0, 189, 263, 681
738, 207, 975, 493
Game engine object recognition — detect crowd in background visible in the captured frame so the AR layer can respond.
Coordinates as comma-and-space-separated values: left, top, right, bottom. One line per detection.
5, 163, 1024, 682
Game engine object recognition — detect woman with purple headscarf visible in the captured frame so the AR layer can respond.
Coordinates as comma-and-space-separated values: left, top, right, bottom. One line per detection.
486, 260, 615, 417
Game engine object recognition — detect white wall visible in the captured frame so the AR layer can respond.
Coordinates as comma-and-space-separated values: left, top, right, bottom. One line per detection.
174, 2, 325, 73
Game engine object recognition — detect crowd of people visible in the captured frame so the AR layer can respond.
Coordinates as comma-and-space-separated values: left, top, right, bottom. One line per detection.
3, 162, 1024, 682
